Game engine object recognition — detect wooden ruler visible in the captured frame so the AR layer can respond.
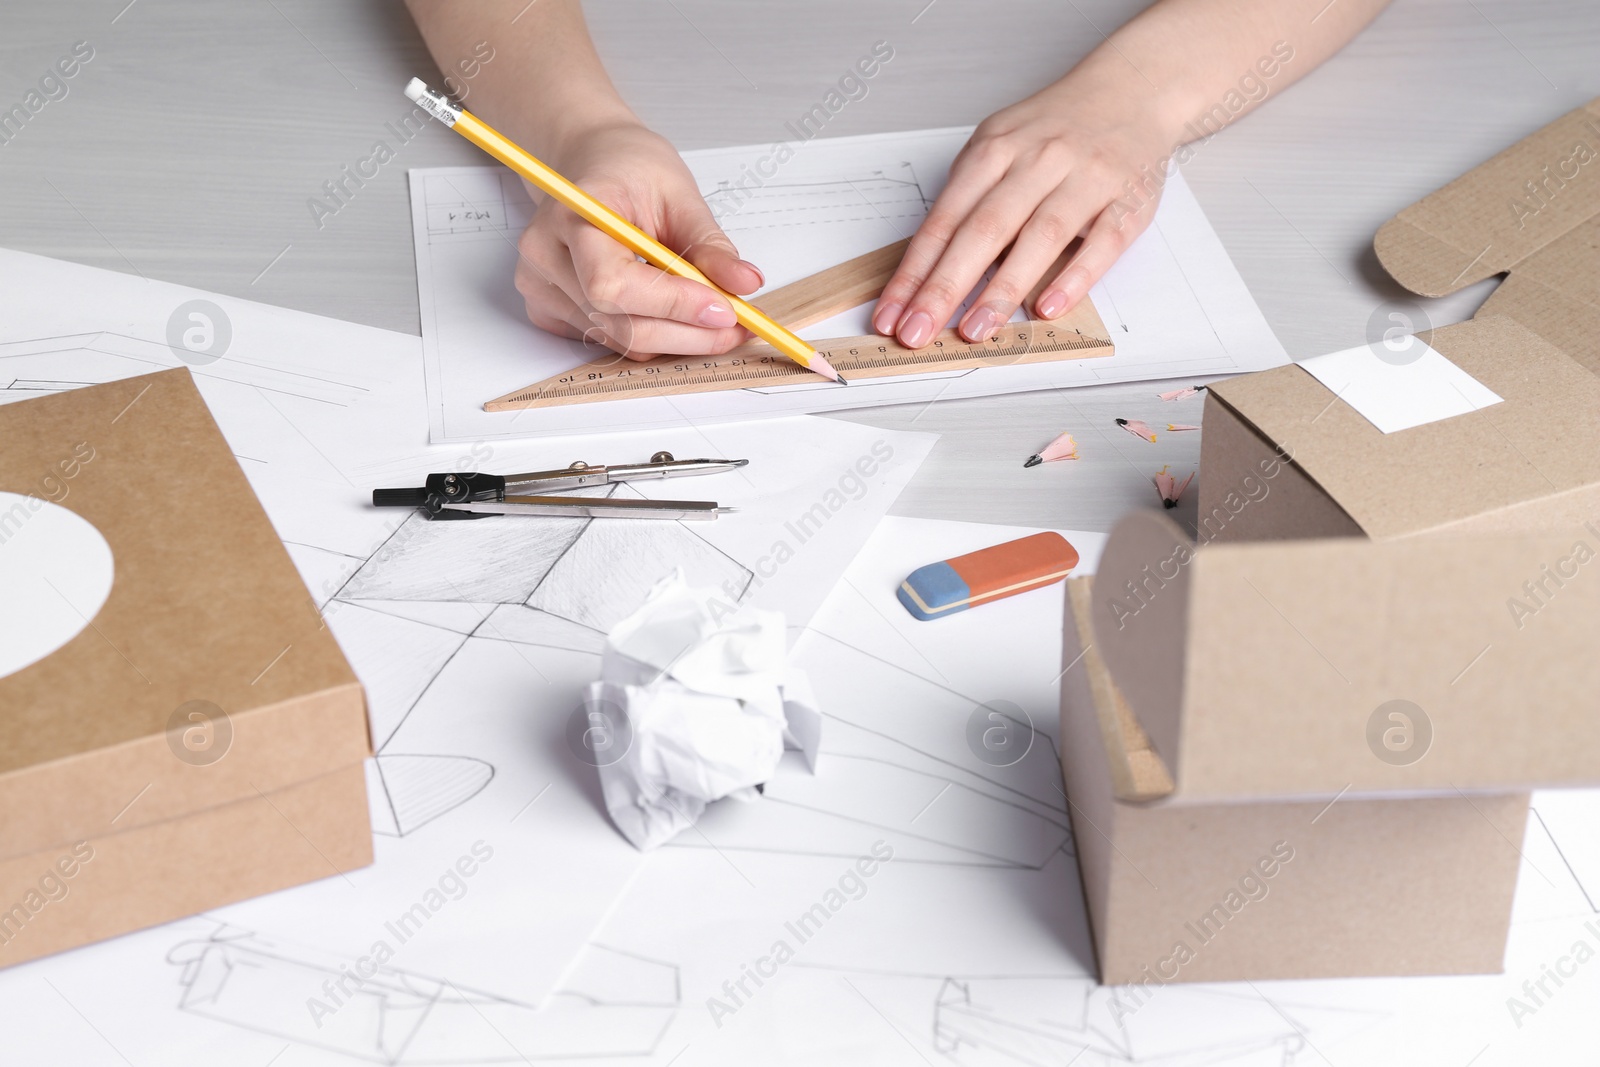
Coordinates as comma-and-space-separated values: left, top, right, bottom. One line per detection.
486, 239, 1114, 411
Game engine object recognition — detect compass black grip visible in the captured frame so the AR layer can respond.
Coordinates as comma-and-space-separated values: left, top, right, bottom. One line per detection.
372, 487, 430, 508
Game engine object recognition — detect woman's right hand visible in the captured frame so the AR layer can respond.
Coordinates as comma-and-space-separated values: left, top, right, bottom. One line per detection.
514, 121, 766, 360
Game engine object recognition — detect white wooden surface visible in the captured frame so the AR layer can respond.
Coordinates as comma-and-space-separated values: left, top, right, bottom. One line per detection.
2, 0, 1595, 530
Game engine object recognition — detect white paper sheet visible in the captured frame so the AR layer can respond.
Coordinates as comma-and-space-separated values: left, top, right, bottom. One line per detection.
541, 517, 1112, 1064
410, 128, 1288, 442
259, 515, 1596, 1067
1297, 339, 1503, 432
0, 247, 935, 1061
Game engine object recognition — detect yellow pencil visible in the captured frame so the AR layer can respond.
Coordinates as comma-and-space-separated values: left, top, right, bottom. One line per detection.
404, 78, 845, 384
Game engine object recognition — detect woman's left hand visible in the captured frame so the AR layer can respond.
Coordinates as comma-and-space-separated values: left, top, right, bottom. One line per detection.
873, 77, 1173, 348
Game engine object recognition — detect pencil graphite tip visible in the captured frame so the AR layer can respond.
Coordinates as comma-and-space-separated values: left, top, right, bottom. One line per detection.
1023, 455, 1043, 468
807, 350, 847, 385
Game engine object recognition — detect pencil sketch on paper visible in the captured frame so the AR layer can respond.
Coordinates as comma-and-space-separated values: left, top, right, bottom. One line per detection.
0, 331, 374, 409
756, 966, 1386, 1067
291, 478, 755, 841
167, 922, 680, 1064
703, 164, 932, 243
325, 481, 754, 808
417, 163, 934, 256
368, 755, 495, 838
927, 973, 1365, 1066
679, 630, 1073, 870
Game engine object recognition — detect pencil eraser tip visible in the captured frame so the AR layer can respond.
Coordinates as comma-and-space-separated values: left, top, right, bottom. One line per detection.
403, 78, 428, 102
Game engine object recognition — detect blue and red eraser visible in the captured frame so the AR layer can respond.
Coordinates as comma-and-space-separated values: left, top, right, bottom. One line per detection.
896, 531, 1080, 621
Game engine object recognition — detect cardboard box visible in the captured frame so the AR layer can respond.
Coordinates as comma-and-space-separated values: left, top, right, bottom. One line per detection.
1060, 576, 1529, 984
1059, 101, 1600, 986
1201, 97, 1600, 544
1058, 508, 1600, 983
0, 369, 372, 968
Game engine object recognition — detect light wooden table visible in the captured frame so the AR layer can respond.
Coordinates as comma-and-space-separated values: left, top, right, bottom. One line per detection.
2, 0, 1595, 530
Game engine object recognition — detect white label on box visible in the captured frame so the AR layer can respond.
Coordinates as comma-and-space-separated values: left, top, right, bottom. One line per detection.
1296, 339, 1503, 433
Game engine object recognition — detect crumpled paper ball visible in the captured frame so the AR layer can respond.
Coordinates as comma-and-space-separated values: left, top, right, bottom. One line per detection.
581, 570, 820, 850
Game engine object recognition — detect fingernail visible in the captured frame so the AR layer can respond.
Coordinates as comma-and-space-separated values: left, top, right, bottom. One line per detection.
898, 310, 934, 348
1037, 291, 1065, 319
873, 301, 903, 335
739, 259, 765, 287
700, 303, 737, 328
962, 306, 999, 342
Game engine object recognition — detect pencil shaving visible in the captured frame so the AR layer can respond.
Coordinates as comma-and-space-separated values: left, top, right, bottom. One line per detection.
1024, 430, 1079, 467
1166, 423, 1199, 431
1154, 465, 1195, 509
1116, 418, 1157, 442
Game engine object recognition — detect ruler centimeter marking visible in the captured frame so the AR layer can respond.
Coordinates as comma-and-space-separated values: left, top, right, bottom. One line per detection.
487, 321, 1113, 410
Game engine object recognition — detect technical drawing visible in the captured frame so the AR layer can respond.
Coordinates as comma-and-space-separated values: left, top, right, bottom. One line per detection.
703, 165, 932, 235
327, 483, 753, 798
762, 969, 1388, 1067
415, 164, 934, 248
678, 633, 1072, 869
0, 331, 376, 409
167, 923, 679, 1064
420, 169, 534, 242
370, 755, 495, 838
930, 975, 1319, 1066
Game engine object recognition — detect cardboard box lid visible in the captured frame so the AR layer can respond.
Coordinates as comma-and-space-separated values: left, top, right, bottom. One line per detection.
1088, 510, 1600, 803
1375, 98, 1600, 379
1207, 315, 1600, 540
0, 369, 370, 858
1207, 99, 1600, 542
1375, 100, 1600, 298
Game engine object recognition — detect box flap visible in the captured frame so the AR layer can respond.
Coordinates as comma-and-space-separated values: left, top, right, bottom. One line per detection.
0, 369, 370, 854
1208, 315, 1600, 540
1092, 511, 1600, 802
1474, 218, 1600, 378
1374, 99, 1600, 298
1064, 578, 1174, 802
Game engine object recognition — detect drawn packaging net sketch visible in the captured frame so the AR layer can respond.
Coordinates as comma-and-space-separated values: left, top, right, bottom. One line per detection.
168, 923, 679, 1065
332, 480, 754, 837
687, 631, 1072, 871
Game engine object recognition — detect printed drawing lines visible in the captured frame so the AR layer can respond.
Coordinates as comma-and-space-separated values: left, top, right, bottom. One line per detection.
672, 631, 1072, 870
705, 166, 933, 237
319, 482, 755, 836
781, 969, 1384, 1067
419, 170, 533, 243
167, 924, 682, 1065
370, 755, 496, 838
0, 331, 375, 408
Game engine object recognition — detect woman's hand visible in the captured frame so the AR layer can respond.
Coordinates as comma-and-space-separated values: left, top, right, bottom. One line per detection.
514, 121, 764, 360
873, 78, 1173, 349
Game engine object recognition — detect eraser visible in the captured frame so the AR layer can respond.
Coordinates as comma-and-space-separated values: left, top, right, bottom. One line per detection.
896, 532, 1079, 621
